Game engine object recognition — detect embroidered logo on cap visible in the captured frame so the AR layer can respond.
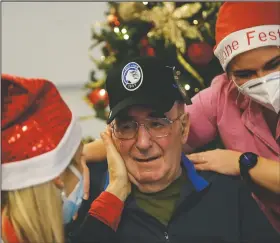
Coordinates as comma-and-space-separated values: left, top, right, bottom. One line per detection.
121, 62, 143, 91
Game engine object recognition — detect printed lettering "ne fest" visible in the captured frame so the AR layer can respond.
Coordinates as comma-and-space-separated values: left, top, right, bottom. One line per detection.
246, 29, 280, 45
217, 27, 280, 66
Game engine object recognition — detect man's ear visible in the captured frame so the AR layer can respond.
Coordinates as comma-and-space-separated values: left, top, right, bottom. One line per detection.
181, 113, 190, 145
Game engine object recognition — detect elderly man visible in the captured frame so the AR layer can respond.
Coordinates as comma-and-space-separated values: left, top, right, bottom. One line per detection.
69, 57, 279, 243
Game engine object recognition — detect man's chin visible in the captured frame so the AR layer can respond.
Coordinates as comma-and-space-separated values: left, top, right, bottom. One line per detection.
132, 170, 164, 183
128, 171, 170, 193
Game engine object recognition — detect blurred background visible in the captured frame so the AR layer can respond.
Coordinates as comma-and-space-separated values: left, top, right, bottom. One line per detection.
2, 2, 223, 142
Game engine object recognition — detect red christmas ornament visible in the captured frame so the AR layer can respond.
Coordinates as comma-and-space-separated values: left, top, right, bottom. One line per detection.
140, 37, 149, 47
88, 88, 109, 108
187, 42, 213, 65
140, 37, 155, 56
147, 47, 155, 56
108, 14, 120, 27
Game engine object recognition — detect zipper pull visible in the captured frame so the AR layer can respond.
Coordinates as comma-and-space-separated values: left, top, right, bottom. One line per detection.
164, 232, 169, 242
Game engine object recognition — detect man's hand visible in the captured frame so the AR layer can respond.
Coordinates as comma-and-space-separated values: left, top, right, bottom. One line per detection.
101, 126, 131, 201
188, 149, 241, 176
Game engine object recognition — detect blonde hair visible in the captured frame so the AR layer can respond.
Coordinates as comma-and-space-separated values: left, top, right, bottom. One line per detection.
1, 143, 84, 243
2, 181, 64, 243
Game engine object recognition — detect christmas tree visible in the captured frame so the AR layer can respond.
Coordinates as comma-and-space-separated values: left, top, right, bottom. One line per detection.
85, 2, 223, 120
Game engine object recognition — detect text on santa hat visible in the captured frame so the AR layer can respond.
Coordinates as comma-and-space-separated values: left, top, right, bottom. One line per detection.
217, 27, 280, 66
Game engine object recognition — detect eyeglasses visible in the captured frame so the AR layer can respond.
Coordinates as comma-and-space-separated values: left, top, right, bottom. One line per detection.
112, 114, 184, 140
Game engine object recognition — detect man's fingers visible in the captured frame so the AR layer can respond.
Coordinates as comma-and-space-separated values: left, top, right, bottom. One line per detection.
100, 130, 110, 149
100, 128, 125, 173
101, 128, 122, 159
100, 127, 114, 152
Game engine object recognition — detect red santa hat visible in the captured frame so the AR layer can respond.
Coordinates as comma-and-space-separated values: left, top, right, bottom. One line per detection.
214, 2, 280, 71
1, 74, 82, 191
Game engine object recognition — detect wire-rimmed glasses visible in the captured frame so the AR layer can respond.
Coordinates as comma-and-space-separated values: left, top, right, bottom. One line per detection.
112, 114, 184, 140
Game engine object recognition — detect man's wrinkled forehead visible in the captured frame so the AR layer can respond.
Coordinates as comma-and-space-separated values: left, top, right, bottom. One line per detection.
115, 105, 168, 121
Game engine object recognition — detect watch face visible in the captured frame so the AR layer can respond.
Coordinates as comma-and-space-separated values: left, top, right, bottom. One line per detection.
241, 152, 258, 168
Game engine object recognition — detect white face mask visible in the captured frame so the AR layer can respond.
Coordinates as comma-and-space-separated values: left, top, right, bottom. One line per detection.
235, 71, 280, 113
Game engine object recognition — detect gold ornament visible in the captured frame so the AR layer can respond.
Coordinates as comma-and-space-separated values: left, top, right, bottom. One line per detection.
177, 51, 205, 88
138, 2, 203, 53
116, 2, 206, 87
118, 2, 147, 22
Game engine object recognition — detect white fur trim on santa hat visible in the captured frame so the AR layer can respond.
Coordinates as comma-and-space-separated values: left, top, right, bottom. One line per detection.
214, 25, 280, 70
2, 116, 82, 191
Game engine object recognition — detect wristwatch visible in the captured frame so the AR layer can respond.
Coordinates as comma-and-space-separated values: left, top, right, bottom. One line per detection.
239, 152, 258, 182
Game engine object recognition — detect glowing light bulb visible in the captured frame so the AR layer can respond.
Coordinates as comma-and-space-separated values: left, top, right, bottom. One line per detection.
184, 84, 191, 91
143, 2, 148, 5
114, 27, 120, 33
124, 34, 129, 40
99, 89, 106, 97
121, 28, 127, 34
193, 20, 198, 25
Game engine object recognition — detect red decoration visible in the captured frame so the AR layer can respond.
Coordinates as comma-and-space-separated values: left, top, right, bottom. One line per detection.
88, 88, 109, 108
147, 47, 155, 56
140, 37, 155, 56
108, 14, 120, 27
187, 42, 213, 65
140, 37, 149, 47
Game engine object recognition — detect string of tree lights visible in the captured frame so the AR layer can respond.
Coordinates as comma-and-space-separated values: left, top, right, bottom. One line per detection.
84, 2, 223, 121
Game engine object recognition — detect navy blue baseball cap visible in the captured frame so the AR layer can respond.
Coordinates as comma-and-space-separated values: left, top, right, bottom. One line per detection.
106, 56, 190, 124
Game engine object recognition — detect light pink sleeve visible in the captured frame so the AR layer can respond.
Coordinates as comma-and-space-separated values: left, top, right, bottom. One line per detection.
184, 78, 222, 151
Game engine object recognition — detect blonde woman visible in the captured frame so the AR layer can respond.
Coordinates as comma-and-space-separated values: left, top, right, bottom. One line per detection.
1, 74, 130, 243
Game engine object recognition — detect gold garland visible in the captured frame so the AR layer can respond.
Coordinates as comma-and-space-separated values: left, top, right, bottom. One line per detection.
119, 2, 203, 53
177, 51, 205, 88
85, 79, 105, 89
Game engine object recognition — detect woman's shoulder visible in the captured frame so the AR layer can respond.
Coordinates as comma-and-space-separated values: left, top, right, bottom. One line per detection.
209, 73, 237, 105
210, 73, 233, 91
191, 73, 232, 108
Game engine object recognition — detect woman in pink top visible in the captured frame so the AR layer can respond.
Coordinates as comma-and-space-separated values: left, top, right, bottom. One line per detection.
84, 2, 280, 232
187, 2, 279, 168
187, 2, 280, 232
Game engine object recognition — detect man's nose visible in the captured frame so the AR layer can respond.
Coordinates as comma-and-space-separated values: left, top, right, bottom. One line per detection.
135, 124, 152, 151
